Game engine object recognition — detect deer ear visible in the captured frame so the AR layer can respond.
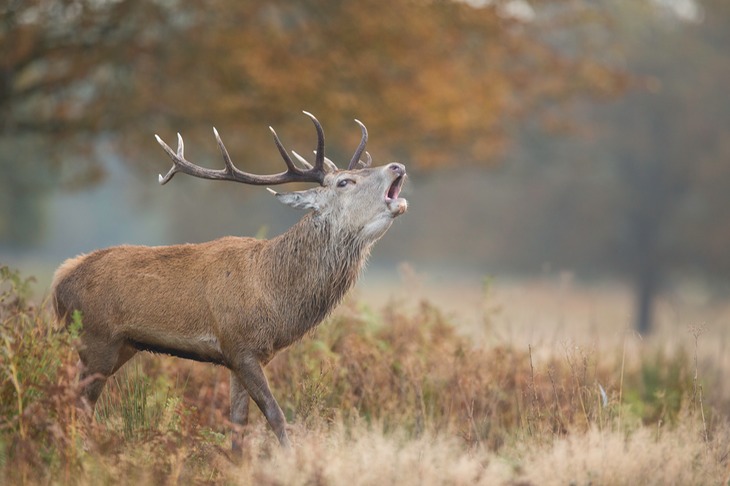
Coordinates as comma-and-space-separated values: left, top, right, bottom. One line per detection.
269, 187, 322, 211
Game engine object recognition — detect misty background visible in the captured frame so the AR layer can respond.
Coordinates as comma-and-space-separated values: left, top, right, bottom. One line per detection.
1, 0, 729, 334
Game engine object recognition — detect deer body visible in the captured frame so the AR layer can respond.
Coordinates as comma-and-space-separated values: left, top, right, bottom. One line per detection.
52, 113, 407, 449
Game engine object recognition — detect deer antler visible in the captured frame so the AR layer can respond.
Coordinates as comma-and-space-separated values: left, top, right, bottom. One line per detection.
156, 111, 333, 186
348, 119, 371, 170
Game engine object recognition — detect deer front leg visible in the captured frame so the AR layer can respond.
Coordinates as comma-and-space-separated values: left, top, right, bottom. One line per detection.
230, 371, 250, 454
233, 354, 291, 448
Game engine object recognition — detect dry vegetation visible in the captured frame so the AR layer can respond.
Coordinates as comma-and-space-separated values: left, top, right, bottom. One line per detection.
1, 264, 729, 485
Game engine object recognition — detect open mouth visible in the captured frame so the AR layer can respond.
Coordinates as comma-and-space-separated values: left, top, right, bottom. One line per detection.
386, 176, 404, 202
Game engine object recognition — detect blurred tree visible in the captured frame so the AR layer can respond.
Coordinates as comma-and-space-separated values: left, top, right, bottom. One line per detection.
380, 0, 730, 334
0, 0, 186, 244
598, 0, 730, 333
0, 0, 622, 246
457, 0, 730, 334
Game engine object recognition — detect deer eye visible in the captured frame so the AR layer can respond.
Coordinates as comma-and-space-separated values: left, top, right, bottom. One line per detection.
337, 178, 354, 188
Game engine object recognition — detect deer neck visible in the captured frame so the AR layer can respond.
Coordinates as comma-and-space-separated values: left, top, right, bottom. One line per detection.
264, 213, 372, 336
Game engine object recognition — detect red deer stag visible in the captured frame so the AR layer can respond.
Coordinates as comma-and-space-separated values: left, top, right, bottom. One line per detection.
51, 112, 408, 449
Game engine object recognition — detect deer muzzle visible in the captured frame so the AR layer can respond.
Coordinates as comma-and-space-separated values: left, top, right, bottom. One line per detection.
385, 163, 408, 216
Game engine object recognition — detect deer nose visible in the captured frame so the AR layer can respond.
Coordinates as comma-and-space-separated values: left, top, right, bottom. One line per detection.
388, 163, 405, 176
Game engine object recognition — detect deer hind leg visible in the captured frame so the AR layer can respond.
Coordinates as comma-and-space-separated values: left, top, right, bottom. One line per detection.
77, 338, 137, 411
232, 355, 291, 448
230, 371, 250, 454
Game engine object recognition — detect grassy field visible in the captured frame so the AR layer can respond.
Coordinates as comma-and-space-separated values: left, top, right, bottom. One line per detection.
1, 264, 729, 485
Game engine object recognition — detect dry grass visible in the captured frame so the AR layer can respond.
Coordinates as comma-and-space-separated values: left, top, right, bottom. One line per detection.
1, 264, 729, 485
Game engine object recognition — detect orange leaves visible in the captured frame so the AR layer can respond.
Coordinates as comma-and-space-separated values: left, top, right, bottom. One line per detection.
2, 0, 624, 176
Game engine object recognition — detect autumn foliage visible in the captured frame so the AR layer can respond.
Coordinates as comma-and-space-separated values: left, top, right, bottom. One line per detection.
1, 0, 624, 171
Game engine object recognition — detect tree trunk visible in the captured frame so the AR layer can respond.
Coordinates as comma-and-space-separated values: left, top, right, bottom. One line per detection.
627, 197, 662, 335
634, 263, 658, 335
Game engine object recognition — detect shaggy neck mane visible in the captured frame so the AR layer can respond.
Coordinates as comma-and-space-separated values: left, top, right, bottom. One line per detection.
263, 212, 372, 339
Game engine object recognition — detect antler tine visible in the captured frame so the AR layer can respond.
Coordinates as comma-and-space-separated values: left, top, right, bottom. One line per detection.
157, 130, 245, 185
348, 119, 369, 170
213, 127, 238, 174
155, 115, 334, 187
324, 155, 338, 172
302, 111, 327, 171
269, 126, 302, 174
361, 151, 372, 168
291, 150, 314, 170
156, 133, 189, 184
312, 151, 338, 173
294, 149, 339, 174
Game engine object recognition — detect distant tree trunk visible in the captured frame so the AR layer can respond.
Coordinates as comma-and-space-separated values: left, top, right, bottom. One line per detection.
628, 200, 664, 334
634, 260, 659, 335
